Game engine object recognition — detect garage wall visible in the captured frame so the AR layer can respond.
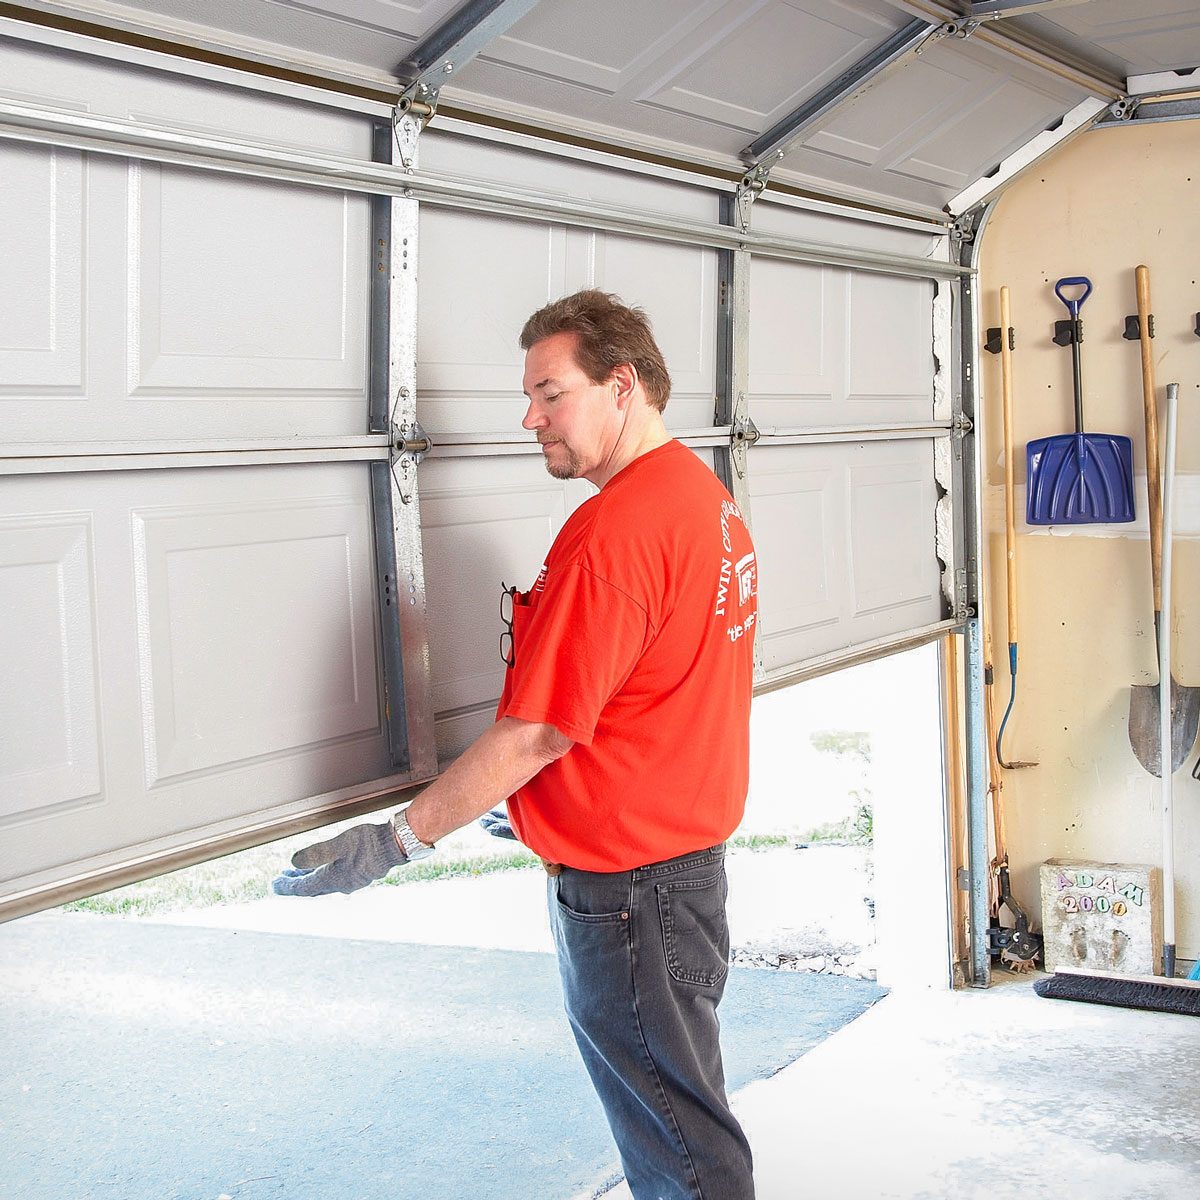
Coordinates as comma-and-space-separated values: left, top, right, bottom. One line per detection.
978, 118, 1200, 964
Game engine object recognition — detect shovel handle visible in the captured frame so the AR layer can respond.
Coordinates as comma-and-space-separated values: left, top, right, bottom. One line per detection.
999, 286, 1018, 645
1054, 276, 1093, 317
1136, 265, 1162, 610
1055, 277, 1091, 433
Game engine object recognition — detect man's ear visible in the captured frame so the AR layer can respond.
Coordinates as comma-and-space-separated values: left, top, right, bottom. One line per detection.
610, 362, 638, 409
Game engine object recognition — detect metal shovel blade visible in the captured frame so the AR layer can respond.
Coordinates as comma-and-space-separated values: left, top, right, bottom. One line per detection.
1128, 677, 1200, 776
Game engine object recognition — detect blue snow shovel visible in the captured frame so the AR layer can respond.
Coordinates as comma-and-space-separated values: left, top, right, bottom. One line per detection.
1026, 277, 1135, 525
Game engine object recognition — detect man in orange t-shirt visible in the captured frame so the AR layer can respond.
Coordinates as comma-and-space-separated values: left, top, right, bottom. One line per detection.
276, 290, 758, 1199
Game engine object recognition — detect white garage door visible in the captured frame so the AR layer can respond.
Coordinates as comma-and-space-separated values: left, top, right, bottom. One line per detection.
0, 41, 435, 919
413, 129, 957, 757
0, 33, 963, 918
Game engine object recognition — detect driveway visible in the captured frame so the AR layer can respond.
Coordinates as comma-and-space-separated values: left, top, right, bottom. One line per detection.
2, 870, 883, 1200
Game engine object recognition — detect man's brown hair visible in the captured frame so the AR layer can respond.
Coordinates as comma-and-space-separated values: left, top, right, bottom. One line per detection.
519, 289, 672, 413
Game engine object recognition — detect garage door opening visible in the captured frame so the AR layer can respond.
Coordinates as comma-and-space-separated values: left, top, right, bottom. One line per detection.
43, 641, 947, 986
1, 644, 944, 1200
735, 641, 949, 991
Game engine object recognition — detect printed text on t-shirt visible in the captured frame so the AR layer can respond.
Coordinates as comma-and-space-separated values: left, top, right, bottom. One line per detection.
713, 499, 757, 637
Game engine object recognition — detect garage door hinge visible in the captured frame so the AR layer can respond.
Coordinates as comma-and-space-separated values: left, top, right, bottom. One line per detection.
731, 415, 761, 449
934, 18, 980, 44
392, 100, 432, 172
950, 211, 978, 246
952, 413, 973, 437
734, 160, 775, 231
390, 418, 431, 505
1108, 96, 1141, 122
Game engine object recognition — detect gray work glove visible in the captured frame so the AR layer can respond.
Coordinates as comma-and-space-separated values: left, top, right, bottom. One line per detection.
479, 805, 518, 841
271, 821, 406, 897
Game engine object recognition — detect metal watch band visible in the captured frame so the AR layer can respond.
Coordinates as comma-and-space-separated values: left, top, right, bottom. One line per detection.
392, 810, 434, 862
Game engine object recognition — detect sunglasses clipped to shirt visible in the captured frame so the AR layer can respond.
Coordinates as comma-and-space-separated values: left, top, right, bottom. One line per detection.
500, 582, 518, 668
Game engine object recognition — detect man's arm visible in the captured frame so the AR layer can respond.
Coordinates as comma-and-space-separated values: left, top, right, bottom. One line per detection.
271, 717, 573, 896
404, 716, 573, 846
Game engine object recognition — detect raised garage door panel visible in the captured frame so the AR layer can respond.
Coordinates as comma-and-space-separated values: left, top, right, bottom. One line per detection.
750, 442, 942, 673
0, 39, 372, 443
0, 465, 390, 885
413, 149, 722, 756
0, 42, 398, 914
749, 256, 936, 427
747, 203, 946, 677
0, 143, 84, 393
418, 130, 720, 434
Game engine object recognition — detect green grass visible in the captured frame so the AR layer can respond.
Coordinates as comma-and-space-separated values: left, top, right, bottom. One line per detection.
796, 801, 874, 847
381, 850, 541, 884
63, 841, 544, 919
61, 831, 795, 920
727, 833, 789, 851
62, 840, 292, 918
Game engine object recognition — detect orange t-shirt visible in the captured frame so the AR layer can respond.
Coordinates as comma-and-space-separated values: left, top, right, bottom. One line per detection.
497, 439, 759, 871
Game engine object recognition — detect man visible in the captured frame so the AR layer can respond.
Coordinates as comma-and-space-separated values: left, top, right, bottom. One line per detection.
274, 290, 759, 1199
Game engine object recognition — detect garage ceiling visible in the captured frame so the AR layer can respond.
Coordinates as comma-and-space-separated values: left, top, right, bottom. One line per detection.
8, 1, 1200, 216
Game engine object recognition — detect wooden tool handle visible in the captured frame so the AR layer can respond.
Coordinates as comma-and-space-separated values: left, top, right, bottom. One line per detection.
982, 610, 1006, 864
1136, 265, 1162, 609
999, 286, 1017, 645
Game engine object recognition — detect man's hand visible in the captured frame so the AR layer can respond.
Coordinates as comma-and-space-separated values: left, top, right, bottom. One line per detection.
271, 821, 406, 897
479, 805, 518, 841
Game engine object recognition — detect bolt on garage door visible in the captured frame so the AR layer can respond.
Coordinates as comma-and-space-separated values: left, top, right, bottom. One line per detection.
0, 36, 961, 919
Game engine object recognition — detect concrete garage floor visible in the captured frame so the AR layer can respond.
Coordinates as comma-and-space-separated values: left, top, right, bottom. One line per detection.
594, 975, 1200, 1200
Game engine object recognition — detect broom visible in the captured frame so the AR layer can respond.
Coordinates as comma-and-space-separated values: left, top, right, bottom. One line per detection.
1035, 967, 1200, 1016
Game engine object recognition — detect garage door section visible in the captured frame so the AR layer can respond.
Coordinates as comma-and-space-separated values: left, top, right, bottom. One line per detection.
403, 125, 962, 745
0, 42, 435, 920
414, 129, 724, 758
745, 209, 952, 686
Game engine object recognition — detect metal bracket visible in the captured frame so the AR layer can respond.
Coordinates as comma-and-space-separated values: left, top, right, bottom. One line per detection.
389, 409, 431, 505
935, 18, 981, 43
952, 413, 974, 437
392, 103, 430, 172
1108, 96, 1141, 122
950, 210, 978, 246
731, 414, 761, 449
734, 161, 774, 232
730, 413, 760, 479
954, 566, 975, 621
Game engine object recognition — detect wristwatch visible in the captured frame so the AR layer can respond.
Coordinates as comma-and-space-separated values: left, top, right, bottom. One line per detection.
392, 809, 435, 863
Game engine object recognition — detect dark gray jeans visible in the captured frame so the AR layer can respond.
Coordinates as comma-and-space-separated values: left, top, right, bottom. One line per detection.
548, 844, 755, 1200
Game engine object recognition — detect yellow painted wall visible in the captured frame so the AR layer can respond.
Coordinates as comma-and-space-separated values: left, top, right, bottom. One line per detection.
979, 118, 1200, 963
